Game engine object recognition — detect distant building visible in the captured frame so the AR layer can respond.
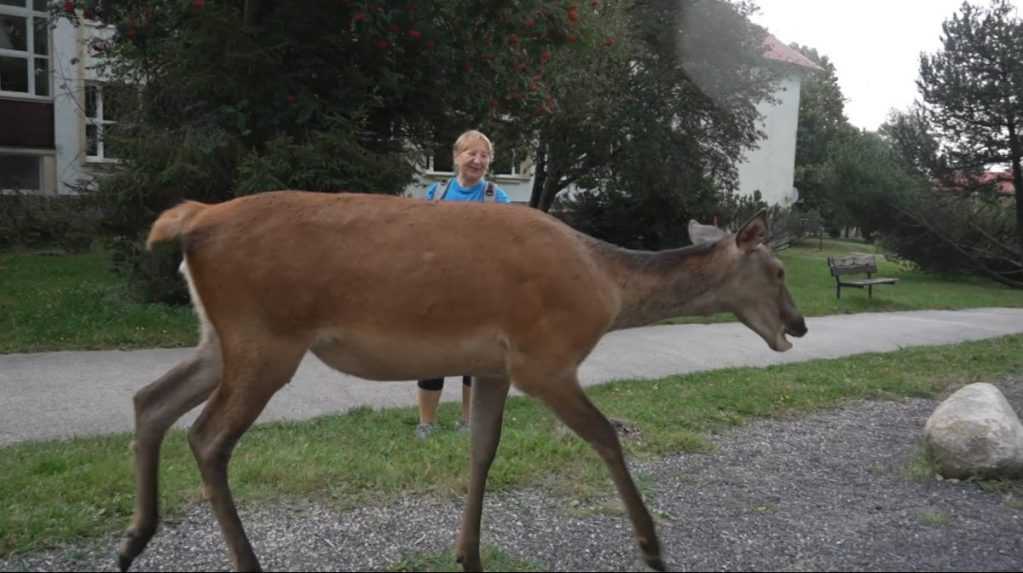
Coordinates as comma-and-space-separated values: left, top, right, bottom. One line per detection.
1, 4, 114, 194
734, 33, 822, 206
940, 170, 1016, 200
406, 32, 823, 207
3, 5, 817, 209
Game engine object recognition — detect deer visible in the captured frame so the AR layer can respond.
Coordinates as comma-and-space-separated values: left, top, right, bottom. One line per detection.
118, 190, 806, 572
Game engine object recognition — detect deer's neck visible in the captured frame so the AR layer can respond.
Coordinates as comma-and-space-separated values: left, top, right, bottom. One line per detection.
582, 236, 732, 331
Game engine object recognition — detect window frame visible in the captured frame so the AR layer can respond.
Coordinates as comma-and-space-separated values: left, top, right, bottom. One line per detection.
0, 147, 45, 193
0, 0, 51, 99
84, 82, 121, 163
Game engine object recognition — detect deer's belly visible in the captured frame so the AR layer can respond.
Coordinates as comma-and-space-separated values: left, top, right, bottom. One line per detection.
309, 330, 508, 381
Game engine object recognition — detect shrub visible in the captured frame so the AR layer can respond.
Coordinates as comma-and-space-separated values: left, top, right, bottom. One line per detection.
0, 193, 99, 253
108, 235, 190, 305
881, 188, 1020, 282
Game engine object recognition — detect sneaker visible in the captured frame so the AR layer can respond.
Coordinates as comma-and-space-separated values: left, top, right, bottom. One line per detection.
415, 423, 437, 440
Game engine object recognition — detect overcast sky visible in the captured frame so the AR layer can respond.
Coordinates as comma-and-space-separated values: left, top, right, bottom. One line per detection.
749, 0, 1020, 132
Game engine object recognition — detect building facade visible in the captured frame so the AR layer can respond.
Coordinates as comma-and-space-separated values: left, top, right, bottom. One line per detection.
735, 33, 821, 207
3, 7, 815, 209
1, 3, 115, 195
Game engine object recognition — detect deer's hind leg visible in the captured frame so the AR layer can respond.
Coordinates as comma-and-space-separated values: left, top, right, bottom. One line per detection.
186, 336, 308, 572
524, 369, 665, 572
119, 337, 223, 572
456, 376, 511, 572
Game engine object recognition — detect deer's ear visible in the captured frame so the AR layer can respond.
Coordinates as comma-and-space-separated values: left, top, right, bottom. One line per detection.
736, 211, 768, 252
688, 219, 727, 245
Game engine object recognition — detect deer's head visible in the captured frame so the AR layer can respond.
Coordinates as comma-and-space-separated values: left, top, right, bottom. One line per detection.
689, 212, 807, 352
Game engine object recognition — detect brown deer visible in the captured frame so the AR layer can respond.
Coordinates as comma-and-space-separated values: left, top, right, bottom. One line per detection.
118, 191, 806, 572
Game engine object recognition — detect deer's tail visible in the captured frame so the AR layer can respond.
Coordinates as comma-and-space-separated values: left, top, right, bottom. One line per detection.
146, 201, 209, 250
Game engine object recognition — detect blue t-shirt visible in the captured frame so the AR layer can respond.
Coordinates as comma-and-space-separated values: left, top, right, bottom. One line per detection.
426, 179, 511, 203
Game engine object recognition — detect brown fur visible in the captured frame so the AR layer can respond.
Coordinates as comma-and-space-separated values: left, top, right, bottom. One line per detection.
121, 190, 806, 573
145, 201, 208, 249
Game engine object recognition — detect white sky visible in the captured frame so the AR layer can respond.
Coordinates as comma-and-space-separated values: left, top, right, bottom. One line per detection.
750, 0, 1020, 132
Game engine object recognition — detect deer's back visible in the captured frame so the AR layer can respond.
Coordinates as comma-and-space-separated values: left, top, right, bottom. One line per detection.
177, 192, 619, 360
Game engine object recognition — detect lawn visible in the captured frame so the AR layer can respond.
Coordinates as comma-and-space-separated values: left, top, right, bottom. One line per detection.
666, 238, 1023, 324
781, 239, 1023, 315
2, 241, 1022, 557
3, 240, 1022, 353
0, 249, 196, 353
2, 333, 1021, 556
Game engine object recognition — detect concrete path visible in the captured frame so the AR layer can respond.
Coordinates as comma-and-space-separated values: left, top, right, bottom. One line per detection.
2, 308, 1022, 446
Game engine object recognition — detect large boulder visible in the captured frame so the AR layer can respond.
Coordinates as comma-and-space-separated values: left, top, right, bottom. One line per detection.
924, 383, 1023, 479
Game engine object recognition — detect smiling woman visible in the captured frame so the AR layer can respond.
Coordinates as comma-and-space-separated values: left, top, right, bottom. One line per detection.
417, 130, 514, 440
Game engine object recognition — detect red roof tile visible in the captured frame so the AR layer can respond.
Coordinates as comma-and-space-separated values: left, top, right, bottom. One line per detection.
762, 33, 824, 72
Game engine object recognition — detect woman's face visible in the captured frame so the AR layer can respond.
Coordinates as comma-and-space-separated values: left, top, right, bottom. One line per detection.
454, 141, 492, 185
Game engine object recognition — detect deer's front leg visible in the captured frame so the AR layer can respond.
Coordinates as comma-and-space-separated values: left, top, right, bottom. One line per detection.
457, 376, 510, 572
119, 346, 221, 572
538, 379, 666, 571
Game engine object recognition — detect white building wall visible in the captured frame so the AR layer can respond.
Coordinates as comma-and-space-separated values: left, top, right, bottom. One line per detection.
50, 18, 83, 194
736, 73, 803, 206
49, 18, 115, 193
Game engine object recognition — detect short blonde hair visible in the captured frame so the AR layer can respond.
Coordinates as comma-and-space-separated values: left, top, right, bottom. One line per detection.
452, 130, 494, 164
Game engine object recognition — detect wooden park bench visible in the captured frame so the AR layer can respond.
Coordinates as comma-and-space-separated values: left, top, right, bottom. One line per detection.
826, 254, 898, 299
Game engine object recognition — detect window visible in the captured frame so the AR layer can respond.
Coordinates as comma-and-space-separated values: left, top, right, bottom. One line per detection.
0, 152, 40, 191
85, 83, 125, 161
0, 1, 50, 97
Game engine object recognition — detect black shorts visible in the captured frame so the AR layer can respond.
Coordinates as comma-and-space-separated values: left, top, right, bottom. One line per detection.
417, 376, 473, 391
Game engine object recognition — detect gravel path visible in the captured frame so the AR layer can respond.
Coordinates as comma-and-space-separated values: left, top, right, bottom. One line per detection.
3, 378, 1022, 572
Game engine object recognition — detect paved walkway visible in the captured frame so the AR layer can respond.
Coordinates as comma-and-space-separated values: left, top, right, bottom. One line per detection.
2, 308, 1022, 446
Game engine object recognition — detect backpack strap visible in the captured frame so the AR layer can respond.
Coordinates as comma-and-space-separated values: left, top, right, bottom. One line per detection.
432, 180, 497, 203
431, 179, 451, 202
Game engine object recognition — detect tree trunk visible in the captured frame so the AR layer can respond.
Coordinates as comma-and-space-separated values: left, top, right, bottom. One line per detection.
529, 139, 547, 210
539, 171, 561, 212
537, 132, 570, 212
1013, 158, 1023, 257
1010, 126, 1023, 257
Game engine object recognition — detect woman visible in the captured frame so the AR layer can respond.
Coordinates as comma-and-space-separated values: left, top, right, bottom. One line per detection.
416, 129, 511, 440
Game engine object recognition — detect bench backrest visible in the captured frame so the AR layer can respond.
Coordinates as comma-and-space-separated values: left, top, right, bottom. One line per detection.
827, 254, 878, 277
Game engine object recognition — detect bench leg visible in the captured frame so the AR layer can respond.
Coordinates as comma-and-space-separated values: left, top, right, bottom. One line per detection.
868, 285, 873, 299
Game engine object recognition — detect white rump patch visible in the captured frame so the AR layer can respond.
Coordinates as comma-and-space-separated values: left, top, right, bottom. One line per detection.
181, 260, 216, 345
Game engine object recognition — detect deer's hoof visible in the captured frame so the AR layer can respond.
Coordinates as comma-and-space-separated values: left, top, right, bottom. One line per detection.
644, 555, 667, 571
117, 551, 134, 572
117, 527, 156, 573
458, 551, 482, 572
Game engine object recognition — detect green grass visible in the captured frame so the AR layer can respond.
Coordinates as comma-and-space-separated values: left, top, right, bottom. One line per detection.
0, 249, 197, 353
2, 240, 1022, 556
780, 239, 1023, 316
2, 240, 1022, 352
917, 510, 952, 527
2, 334, 1021, 556
665, 239, 1023, 325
